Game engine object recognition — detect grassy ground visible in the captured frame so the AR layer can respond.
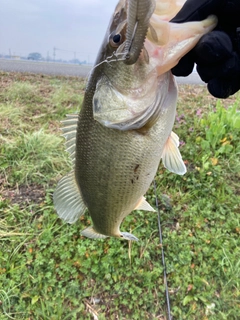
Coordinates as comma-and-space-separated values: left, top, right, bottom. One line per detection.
0, 71, 239, 320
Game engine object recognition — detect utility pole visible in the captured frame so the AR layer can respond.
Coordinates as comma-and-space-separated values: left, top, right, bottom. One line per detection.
53, 47, 56, 61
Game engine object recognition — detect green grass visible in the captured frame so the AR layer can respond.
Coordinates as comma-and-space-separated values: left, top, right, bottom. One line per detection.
0, 72, 239, 319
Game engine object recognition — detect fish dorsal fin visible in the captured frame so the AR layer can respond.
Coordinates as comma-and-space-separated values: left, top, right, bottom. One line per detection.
61, 114, 78, 163
53, 171, 87, 224
81, 227, 108, 239
162, 131, 187, 175
134, 196, 156, 212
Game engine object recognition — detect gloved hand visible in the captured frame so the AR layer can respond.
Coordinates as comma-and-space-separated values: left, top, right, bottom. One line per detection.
171, 0, 240, 98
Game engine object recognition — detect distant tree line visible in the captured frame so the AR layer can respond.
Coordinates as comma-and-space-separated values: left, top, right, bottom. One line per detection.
28, 52, 42, 60
27, 52, 87, 64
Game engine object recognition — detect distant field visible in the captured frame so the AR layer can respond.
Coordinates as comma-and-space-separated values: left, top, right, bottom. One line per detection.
0, 59, 204, 84
0, 71, 239, 319
0, 59, 92, 77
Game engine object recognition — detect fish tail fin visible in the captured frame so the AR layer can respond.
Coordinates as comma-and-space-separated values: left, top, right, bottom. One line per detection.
53, 171, 87, 224
81, 227, 108, 239
120, 232, 139, 241
162, 131, 187, 175
81, 227, 138, 241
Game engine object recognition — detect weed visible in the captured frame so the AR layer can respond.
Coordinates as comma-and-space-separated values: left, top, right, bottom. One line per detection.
0, 72, 239, 319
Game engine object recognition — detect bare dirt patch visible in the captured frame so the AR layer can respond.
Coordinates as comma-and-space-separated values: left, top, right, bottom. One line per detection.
1, 182, 46, 206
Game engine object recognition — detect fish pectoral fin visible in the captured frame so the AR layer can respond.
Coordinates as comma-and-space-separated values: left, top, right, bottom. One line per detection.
162, 131, 187, 175
81, 227, 108, 239
53, 171, 87, 224
120, 232, 139, 241
134, 196, 156, 212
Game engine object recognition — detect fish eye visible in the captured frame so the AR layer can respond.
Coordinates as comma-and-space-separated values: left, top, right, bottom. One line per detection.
113, 34, 121, 43
109, 32, 122, 47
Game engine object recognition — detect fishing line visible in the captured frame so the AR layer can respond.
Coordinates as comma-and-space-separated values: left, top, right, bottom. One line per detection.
85, 52, 127, 86
90, 52, 127, 72
153, 180, 172, 320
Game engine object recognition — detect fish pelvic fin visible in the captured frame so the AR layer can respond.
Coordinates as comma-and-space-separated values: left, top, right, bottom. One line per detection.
81, 227, 108, 239
53, 171, 87, 224
61, 113, 78, 164
134, 196, 156, 212
162, 131, 187, 175
120, 232, 139, 241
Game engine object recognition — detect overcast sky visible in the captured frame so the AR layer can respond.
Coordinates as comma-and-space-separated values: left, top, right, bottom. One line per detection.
0, 0, 117, 63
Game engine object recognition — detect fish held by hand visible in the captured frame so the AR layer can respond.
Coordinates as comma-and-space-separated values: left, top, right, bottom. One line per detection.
53, 0, 217, 241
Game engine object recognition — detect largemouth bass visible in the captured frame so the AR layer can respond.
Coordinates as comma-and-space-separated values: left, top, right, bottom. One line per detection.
54, 0, 217, 241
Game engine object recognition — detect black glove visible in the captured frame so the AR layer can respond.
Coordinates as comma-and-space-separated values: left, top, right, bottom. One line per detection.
171, 0, 240, 98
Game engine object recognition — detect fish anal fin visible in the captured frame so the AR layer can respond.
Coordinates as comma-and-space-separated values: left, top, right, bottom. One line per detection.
81, 227, 108, 239
134, 196, 156, 212
53, 171, 87, 224
162, 131, 187, 175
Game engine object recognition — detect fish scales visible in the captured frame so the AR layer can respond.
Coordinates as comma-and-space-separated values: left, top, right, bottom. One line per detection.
76, 77, 175, 236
